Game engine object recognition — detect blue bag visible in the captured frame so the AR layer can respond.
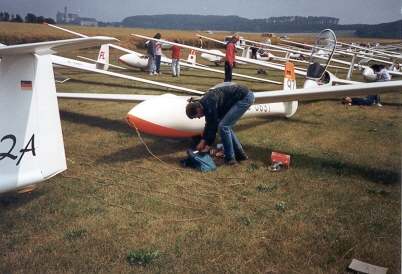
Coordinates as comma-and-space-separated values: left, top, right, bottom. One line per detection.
180, 150, 216, 172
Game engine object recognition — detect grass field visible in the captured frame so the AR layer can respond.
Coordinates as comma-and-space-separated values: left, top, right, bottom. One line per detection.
0, 23, 401, 273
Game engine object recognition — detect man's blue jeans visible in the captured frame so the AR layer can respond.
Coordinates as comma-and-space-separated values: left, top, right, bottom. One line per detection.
155, 55, 162, 73
218, 92, 255, 161
147, 55, 155, 73
351, 95, 378, 105
172, 58, 180, 76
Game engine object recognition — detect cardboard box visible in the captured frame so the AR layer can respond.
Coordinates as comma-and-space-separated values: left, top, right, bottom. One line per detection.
271, 152, 291, 168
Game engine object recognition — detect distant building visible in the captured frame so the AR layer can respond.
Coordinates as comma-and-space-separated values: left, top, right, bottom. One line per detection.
56, 6, 97, 26
56, 7, 67, 23
67, 13, 79, 23
79, 17, 98, 27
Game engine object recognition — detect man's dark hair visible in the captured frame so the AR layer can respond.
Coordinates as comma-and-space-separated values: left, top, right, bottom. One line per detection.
154, 33, 161, 39
370, 64, 385, 72
186, 101, 202, 119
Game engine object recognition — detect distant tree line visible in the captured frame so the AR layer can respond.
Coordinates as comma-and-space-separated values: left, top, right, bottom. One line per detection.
264, 16, 339, 25
122, 14, 341, 33
121, 14, 401, 39
355, 20, 402, 39
0, 11, 55, 24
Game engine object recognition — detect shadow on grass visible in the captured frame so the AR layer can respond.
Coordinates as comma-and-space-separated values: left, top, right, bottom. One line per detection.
60, 110, 132, 134
236, 117, 321, 133
67, 79, 171, 93
180, 71, 269, 84
382, 102, 402, 107
309, 98, 402, 107
245, 144, 400, 185
59, 110, 399, 183
95, 138, 190, 164
97, 118, 322, 164
0, 189, 45, 209
180, 72, 223, 81
271, 117, 322, 126
236, 118, 275, 131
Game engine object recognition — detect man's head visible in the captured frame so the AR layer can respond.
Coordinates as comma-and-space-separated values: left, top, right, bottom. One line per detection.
186, 101, 204, 119
154, 33, 161, 39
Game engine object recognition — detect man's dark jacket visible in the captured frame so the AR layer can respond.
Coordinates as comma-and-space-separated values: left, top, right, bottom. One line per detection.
199, 84, 249, 145
147, 40, 156, 56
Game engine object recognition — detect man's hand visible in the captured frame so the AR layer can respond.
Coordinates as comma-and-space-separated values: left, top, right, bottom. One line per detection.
196, 139, 207, 152
200, 145, 210, 153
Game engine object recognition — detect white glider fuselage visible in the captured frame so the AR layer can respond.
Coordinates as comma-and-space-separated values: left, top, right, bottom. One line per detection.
126, 63, 298, 138
118, 53, 148, 69
126, 94, 297, 138
200, 49, 224, 65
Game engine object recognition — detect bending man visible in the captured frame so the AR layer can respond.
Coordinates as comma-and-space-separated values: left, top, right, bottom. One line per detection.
185, 83, 255, 165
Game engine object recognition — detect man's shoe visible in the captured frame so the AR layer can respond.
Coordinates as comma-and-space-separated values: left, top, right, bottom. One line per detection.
235, 152, 248, 162
224, 159, 237, 166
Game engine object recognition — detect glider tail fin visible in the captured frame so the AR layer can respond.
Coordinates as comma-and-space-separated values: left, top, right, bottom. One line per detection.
187, 49, 196, 65
0, 53, 66, 193
283, 62, 298, 117
242, 45, 250, 58
96, 44, 110, 70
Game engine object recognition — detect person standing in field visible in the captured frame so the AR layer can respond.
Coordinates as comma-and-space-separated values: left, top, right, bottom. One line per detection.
370, 64, 391, 106
250, 44, 258, 59
171, 40, 181, 77
155, 34, 163, 75
147, 33, 161, 75
198, 37, 204, 48
224, 35, 238, 82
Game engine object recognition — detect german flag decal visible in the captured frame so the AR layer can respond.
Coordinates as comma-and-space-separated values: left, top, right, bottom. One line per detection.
20, 80, 33, 91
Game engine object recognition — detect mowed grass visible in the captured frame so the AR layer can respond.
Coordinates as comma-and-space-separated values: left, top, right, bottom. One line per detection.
0, 23, 401, 273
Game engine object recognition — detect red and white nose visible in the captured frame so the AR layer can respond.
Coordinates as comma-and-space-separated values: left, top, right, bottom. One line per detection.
126, 94, 204, 138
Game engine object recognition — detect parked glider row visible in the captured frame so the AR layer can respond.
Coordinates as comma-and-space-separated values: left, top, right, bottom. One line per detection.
1, 27, 401, 194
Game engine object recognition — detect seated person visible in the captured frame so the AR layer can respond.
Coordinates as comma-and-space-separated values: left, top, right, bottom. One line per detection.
342, 96, 378, 106
343, 64, 391, 106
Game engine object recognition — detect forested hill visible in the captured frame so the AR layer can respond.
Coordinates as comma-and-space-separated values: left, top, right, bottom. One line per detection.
353, 20, 402, 39
121, 14, 401, 38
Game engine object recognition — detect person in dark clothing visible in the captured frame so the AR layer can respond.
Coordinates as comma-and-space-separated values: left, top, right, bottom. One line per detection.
185, 83, 255, 165
342, 96, 378, 106
250, 45, 258, 59
224, 35, 238, 82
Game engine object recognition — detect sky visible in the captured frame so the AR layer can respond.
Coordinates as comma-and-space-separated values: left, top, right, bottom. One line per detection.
1, 0, 401, 24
